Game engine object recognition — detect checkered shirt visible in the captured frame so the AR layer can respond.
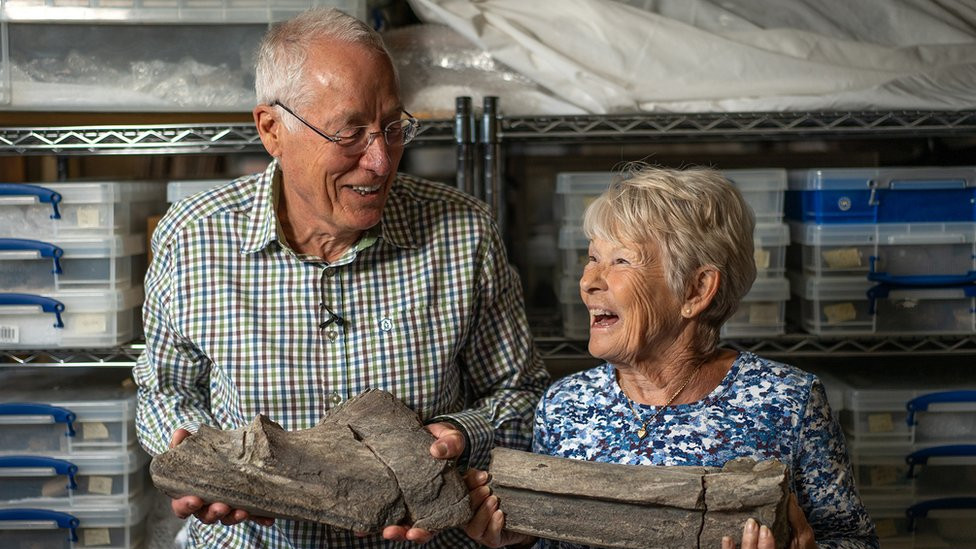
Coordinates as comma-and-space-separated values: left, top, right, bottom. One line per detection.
134, 159, 550, 548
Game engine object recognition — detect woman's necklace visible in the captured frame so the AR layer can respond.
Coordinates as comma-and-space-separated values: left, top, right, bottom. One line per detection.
624, 367, 698, 440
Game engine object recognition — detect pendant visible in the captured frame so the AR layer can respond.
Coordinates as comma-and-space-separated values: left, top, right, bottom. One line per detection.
636, 427, 647, 439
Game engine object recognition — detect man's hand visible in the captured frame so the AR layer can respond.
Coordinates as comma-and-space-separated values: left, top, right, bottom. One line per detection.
721, 494, 816, 549
382, 421, 466, 544
167, 428, 275, 527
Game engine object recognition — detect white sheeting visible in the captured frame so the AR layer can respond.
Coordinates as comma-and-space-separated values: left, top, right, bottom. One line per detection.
405, 0, 976, 113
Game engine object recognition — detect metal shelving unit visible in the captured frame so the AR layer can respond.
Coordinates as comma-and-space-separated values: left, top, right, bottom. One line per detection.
3, 106, 976, 364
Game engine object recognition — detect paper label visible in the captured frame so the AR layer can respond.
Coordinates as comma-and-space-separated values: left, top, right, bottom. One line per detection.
86, 475, 114, 496
749, 303, 779, 325
75, 206, 102, 229
867, 465, 900, 486
72, 313, 108, 335
874, 519, 899, 538
82, 421, 110, 440
754, 248, 771, 270
822, 248, 862, 269
0, 325, 19, 344
823, 303, 857, 324
82, 528, 112, 546
41, 476, 68, 497
867, 413, 895, 433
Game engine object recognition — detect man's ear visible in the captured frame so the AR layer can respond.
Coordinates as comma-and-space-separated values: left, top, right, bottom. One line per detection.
253, 104, 283, 158
681, 266, 720, 318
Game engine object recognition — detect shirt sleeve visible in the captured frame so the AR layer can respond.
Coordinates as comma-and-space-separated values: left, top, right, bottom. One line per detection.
132, 224, 214, 457
793, 378, 879, 549
432, 219, 551, 470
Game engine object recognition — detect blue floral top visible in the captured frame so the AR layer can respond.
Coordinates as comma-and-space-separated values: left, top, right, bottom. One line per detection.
531, 352, 878, 549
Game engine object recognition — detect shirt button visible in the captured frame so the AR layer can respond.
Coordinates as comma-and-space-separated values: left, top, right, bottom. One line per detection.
324, 267, 336, 277
327, 330, 338, 341
331, 391, 342, 405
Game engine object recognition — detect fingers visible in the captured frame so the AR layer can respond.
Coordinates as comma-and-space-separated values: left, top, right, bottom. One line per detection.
169, 428, 191, 448
464, 491, 498, 542
171, 495, 204, 520
758, 525, 775, 549
464, 468, 490, 490
722, 536, 735, 549
426, 422, 466, 460
787, 493, 817, 549
741, 518, 759, 549
382, 525, 434, 544
383, 525, 408, 542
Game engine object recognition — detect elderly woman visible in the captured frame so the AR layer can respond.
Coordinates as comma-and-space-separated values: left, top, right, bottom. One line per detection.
464, 165, 877, 549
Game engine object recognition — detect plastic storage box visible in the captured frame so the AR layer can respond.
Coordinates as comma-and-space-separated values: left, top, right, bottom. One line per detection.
0, 368, 137, 456
0, 492, 151, 549
558, 223, 789, 279
555, 168, 786, 224
789, 222, 976, 280
786, 166, 976, 224
166, 179, 226, 204
907, 498, 976, 549
722, 168, 787, 223
787, 272, 976, 336
719, 277, 790, 338
0, 286, 143, 348
860, 495, 914, 549
830, 368, 976, 445
0, 447, 150, 506
0, 234, 146, 292
0, 1, 367, 111
849, 441, 976, 499
0, 182, 165, 238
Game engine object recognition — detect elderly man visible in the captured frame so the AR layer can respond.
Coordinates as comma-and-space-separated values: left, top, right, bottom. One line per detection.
133, 7, 549, 548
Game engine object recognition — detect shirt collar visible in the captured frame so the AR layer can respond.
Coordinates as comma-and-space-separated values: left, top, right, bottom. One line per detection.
240, 159, 422, 255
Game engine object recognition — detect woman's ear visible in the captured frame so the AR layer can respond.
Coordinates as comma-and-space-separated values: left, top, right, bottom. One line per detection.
681, 267, 720, 318
253, 104, 283, 158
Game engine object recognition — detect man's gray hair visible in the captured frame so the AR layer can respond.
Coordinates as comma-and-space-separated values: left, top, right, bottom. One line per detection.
254, 8, 396, 129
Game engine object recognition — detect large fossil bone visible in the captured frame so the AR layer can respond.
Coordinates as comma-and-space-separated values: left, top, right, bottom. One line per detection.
489, 447, 789, 549
150, 389, 472, 532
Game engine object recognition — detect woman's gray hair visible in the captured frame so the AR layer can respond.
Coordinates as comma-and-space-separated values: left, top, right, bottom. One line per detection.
254, 8, 396, 129
582, 163, 757, 353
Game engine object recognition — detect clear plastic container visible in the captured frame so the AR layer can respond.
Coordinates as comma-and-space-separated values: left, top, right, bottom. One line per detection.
0, 491, 151, 549
0, 234, 146, 292
788, 272, 976, 336
0, 182, 165, 238
0, 286, 143, 348
0, 368, 138, 456
860, 495, 914, 549
831, 368, 976, 445
789, 221, 976, 279
786, 166, 976, 224
720, 277, 789, 338
0, 447, 150, 506
908, 498, 976, 549
555, 168, 786, 224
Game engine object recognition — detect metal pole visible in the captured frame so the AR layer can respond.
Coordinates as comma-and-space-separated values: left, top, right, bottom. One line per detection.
454, 96, 475, 195
481, 96, 504, 228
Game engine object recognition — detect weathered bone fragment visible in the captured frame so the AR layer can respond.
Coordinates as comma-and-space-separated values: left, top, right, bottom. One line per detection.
150, 389, 472, 532
489, 448, 788, 549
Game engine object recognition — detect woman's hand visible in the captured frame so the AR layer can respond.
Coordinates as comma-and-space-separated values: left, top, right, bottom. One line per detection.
168, 428, 275, 527
721, 494, 815, 549
462, 468, 537, 548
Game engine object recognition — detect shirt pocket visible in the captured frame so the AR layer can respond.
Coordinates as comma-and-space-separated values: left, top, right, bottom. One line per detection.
358, 305, 465, 419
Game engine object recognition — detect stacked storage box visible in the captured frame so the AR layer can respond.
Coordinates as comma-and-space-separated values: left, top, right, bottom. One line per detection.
0, 1, 368, 111
0, 181, 164, 348
828, 369, 976, 549
554, 169, 789, 339
785, 166, 976, 335
0, 368, 153, 549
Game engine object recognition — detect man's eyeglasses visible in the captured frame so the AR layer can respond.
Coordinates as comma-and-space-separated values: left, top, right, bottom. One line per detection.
272, 101, 419, 156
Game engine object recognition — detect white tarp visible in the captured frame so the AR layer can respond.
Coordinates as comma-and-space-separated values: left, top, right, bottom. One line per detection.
405, 0, 976, 113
